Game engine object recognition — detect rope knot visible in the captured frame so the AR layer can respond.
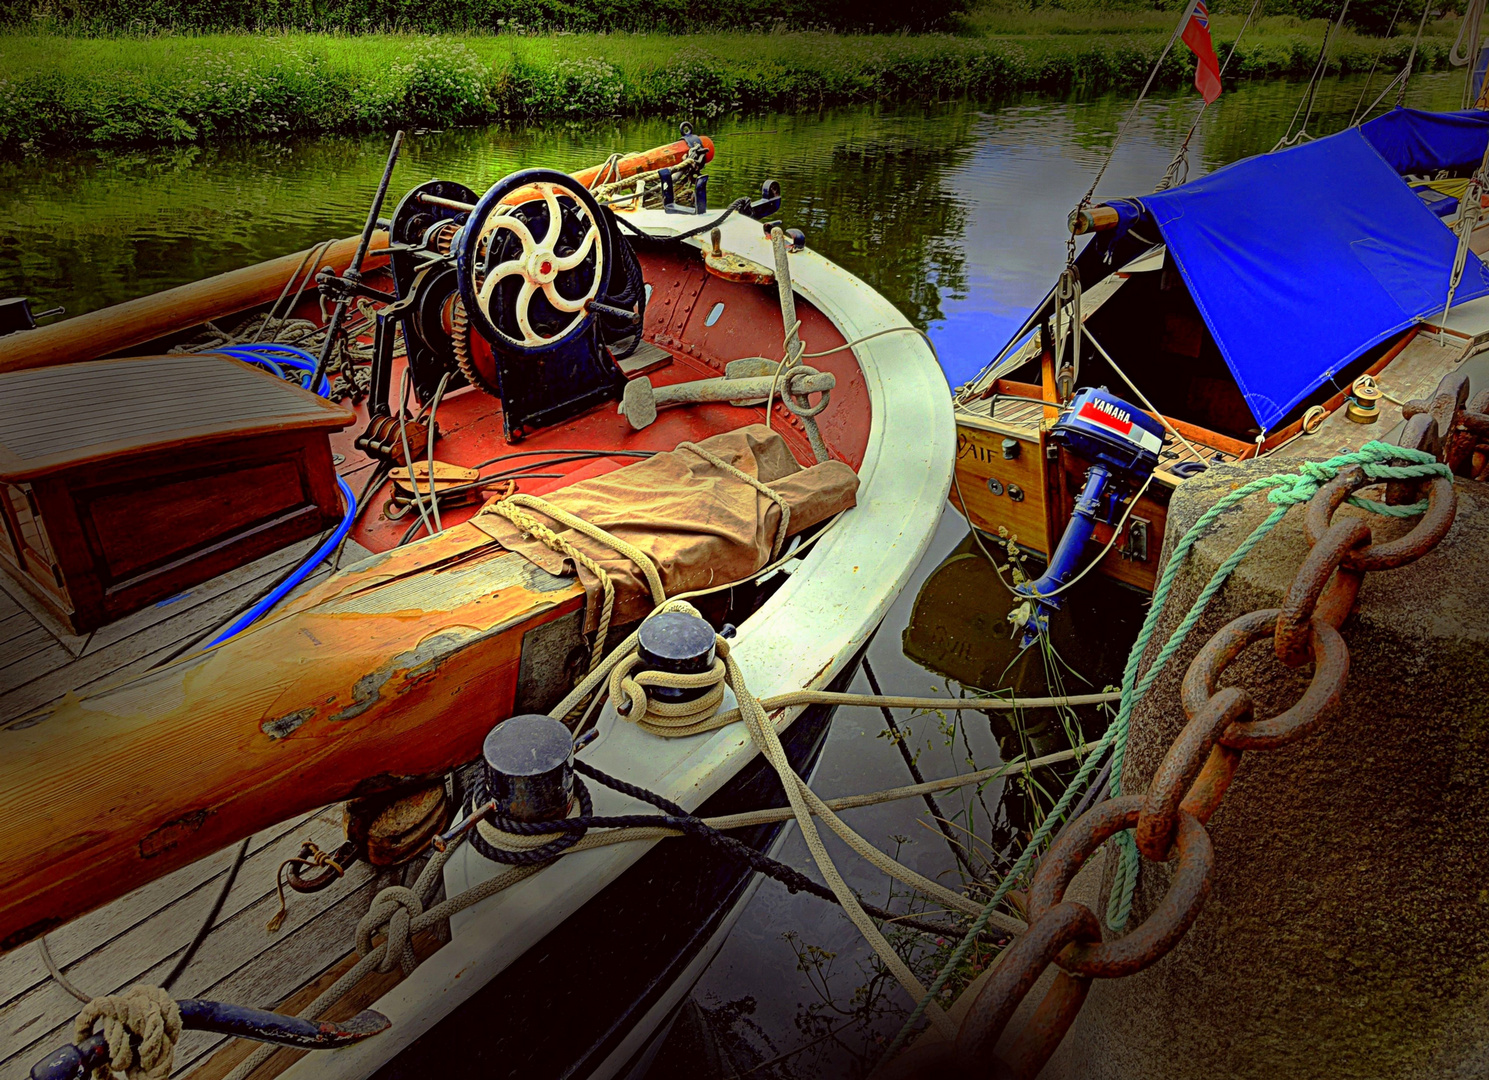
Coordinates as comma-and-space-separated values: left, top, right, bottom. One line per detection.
356, 885, 423, 975
74, 985, 181, 1080
607, 647, 728, 736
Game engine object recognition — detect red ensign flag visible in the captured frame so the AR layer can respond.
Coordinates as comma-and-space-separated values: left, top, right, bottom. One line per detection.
1181, 0, 1222, 104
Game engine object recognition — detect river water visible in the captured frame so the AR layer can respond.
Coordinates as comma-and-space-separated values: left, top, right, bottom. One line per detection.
2, 69, 1470, 1078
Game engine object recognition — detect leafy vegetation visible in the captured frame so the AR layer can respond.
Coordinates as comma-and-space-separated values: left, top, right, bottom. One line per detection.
0, 3, 1463, 148
3, 0, 969, 33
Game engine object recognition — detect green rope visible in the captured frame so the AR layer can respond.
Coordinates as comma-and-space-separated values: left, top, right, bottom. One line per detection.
1104, 440, 1447, 930
880, 441, 1448, 1060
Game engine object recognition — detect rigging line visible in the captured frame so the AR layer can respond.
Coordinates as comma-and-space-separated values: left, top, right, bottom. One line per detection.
424, 371, 452, 535
1081, 324, 1209, 465
1397, 0, 1435, 108
396, 365, 436, 540
1276, 0, 1349, 150
1359, 65, 1412, 122
1301, 0, 1353, 140
251, 239, 332, 346
1455, 0, 1488, 107
1158, 0, 1266, 190
1350, 0, 1409, 125
1073, 0, 1196, 230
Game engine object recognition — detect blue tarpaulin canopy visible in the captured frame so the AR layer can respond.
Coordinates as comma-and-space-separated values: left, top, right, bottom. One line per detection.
1359, 106, 1489, 174
1098, 111, 1489, 430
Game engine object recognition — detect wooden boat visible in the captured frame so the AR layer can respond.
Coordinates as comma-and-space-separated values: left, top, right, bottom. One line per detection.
951, 107, 1489, 631
0, 129, 954, 1079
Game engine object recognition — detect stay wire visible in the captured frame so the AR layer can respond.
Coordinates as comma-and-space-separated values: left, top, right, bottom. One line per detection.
1396, 0, 1435, 108
1350, 0, 1408, 125
1072, 0, 1195, 236
1157, 0, 1265, 189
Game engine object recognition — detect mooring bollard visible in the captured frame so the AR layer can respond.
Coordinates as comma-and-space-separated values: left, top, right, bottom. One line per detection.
1039, 461, 1489, 1080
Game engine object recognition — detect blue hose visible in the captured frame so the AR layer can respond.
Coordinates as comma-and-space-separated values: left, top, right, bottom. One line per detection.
198, 339, 350, 647
219, 343, 332, 397
205, 474, 356, 648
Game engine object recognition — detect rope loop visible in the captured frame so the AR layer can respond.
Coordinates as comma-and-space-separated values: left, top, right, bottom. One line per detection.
608, 650, 728, 736
466, 775, 593, 865
356, 885, 424, 975
74, 985, 182, 1080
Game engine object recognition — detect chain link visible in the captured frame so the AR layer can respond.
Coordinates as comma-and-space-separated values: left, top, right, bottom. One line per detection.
935, 442, 1463, 1078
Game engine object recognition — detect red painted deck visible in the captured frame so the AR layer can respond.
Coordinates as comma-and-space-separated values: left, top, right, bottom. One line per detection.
318, 244, 872, 553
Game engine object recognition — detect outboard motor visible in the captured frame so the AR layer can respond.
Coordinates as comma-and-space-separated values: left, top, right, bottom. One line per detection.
1012, 387, 1165, 646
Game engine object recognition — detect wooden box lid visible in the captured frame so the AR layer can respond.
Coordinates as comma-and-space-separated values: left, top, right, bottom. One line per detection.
0, 355, 356, 481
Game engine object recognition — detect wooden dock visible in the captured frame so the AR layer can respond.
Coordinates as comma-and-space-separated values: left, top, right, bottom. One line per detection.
0, 531, 399, 1079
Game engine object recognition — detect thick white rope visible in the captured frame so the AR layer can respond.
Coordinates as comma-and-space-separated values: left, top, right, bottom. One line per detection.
74, 985, 182, 1080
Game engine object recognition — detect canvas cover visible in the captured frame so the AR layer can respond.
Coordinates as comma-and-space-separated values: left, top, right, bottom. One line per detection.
1359, 107, 1489, 175
1083, 114, 1489, 431
473, 425, 858, 633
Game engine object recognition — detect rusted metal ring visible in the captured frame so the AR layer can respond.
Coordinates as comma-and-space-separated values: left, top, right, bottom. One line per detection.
1305, 466, 1456, 572
782, 366, 832, 418
1178, 744, 1243, 826
285, 840, 358, 894
1180, 608, 1349, 751
1274, 518, 1370, 666
1026, 796, 1214, 979
954, 900, 1101, 1071
1135, 687, 1251, 862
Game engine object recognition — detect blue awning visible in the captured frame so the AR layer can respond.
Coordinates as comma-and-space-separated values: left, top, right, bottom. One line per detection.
1100, 119, 1489, 430
1360, 106, 1489, 174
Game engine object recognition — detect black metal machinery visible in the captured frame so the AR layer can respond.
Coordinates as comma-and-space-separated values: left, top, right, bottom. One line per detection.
338, 162, 649, 455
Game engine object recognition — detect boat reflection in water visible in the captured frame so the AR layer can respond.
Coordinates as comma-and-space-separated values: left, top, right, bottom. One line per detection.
900, 530, 1145, 844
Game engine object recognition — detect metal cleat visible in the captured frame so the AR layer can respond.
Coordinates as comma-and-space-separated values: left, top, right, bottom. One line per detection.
702, 228, 775, 285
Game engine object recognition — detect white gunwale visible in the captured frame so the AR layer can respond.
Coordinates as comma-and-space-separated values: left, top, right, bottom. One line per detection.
254, 205, 956, 1080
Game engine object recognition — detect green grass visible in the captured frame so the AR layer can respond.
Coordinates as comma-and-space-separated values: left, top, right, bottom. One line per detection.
0, 15, 1460, 148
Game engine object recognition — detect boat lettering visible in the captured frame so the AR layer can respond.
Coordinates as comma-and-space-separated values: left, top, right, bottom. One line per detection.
1078, 398, 1135, 436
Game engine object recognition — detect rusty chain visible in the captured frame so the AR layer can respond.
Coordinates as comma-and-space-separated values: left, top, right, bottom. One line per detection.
1401, 370, 1489, 482
877, 430, 1465, 1079
931, 445, 1461, 1078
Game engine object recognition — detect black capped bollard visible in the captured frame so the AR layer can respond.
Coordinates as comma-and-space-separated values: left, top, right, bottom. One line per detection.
635, 612, 717, 704
482, 714, 573, 823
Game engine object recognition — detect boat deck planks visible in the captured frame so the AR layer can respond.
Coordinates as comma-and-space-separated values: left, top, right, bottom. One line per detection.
0, 534, 373, 726
0, 506, 388, 1076
0, 806, 389, 1078
953, 394, 1046, 437
1283, 332, 1473, 464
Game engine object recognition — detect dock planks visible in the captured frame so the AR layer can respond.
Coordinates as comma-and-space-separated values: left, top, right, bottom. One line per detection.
0, 520, 383, 1077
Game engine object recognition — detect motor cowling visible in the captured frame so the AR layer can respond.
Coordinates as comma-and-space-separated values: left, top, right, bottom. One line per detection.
1012, 388, 1166, 645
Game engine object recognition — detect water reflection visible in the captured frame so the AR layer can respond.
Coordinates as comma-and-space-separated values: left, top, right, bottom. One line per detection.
0, 72, 1467, 391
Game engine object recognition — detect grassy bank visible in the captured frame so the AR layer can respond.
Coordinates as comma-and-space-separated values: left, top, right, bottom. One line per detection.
0, 16, 1460, 149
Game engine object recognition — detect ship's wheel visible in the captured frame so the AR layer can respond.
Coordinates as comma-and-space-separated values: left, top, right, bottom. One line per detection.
457, 168, 612, 353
